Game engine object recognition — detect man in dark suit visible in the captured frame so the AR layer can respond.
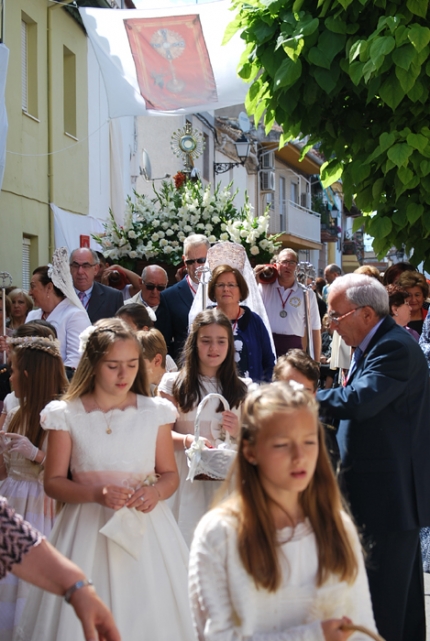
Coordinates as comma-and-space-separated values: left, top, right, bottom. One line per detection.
70, 248, 123, 324
156, 234, 209, 362
317, 273, 430, 641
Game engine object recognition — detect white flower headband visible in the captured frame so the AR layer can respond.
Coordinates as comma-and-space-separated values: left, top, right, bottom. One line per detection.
78, 326, 97, 355
7, 336, 61, 357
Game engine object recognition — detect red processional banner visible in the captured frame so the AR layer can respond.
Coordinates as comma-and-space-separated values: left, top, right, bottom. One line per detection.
124, 15, 218, 112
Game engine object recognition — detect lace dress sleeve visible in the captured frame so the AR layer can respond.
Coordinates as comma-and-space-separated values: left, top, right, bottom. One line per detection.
40, 400, 70, 432
0, 497, 43, 580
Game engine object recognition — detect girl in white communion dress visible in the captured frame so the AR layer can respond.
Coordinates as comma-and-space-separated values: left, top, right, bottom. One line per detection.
189, 382, 379, 641
159, 307, 249, 546
15, 318, 194, 641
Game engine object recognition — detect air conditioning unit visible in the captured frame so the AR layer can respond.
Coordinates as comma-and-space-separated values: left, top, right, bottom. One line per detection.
260, 151, 275, 169
261, 170, 275, 192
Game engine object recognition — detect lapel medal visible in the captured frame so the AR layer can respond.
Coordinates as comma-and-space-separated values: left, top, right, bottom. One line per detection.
280, 310, 287, 318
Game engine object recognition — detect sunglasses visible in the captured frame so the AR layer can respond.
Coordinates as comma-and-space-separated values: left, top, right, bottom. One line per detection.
143, 283, 166, 292
185, 257, 206, 266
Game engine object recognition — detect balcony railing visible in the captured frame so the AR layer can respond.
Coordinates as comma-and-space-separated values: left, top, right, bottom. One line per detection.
269, 200, 321, 245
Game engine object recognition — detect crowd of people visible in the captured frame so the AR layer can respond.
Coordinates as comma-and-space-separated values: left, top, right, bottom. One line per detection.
0, 236, 429, 641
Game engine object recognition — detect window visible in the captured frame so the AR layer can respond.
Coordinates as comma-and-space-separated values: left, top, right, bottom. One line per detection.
63, 46, 76, 137
265, 192, 275, 210
279, 176, 286, 230
22, 238, 31, 291
21, 14, 38, 117
290, 181, 298, 204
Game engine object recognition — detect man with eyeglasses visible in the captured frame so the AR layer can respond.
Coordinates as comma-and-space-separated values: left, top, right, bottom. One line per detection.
317, 273, 430, 641
256, 248, 321, 360
70, 248, 124, 324
125, 265, 168, 320
156, 234, 209, 361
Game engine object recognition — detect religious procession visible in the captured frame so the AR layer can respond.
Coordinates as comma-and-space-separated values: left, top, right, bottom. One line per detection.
0, 1, 430, 641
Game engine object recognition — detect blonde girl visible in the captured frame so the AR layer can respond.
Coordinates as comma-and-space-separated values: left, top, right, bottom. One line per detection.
16, 318, 194, 641
189, 382, 378, 641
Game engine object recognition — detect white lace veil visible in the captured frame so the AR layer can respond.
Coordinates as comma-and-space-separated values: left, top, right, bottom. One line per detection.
48, 247, 85, 310
189, 241, 276, 356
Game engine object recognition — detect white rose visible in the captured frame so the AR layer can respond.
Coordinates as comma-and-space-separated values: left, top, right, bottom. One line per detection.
184, 225, 192, 233
128, 230, 137, 239
221, 223, 227, 231
157, 230, 165, 238
129, 251, 137, 259
205, 224, 213, 232
240, 230, 248, 238
250, 246, 260, 255
151, 233, 159, 242
166, 229, 174, 236
220, 232, 229, 241
212, 216, 220, 224
208, 235, 217, 243
159, 239, 168, 247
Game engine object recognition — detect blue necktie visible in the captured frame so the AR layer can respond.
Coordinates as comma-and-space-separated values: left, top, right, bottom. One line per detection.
346, 346, 363, 383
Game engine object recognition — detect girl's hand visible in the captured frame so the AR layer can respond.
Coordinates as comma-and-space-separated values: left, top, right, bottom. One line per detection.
7, 434, 38, 460
97, 485, 130, 511
321, 617, 354, 641
126, 485, 160, 513
183, 434, 214, 450
222, 410, 240, 439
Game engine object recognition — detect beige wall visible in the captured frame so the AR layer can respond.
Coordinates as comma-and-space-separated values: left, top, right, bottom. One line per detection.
0, 0, 89, 287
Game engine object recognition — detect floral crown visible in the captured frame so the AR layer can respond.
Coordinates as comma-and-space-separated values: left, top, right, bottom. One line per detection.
78, 324, 129, 355
7, 336, 61, 357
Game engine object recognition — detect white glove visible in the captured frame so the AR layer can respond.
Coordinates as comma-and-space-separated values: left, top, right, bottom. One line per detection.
7, 434, 39, 461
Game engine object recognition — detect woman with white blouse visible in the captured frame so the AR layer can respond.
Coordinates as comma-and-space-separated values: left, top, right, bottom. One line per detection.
26, 249, 90, 376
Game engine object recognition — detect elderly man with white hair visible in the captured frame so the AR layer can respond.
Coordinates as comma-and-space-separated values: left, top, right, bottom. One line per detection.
317, 273, 430, 641
156, 234, 209, 361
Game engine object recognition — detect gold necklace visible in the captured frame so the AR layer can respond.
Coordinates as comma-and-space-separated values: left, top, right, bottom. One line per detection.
95, 406, 116, 435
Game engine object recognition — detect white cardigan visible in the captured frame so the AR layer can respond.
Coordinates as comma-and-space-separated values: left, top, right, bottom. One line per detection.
26, 298, 90, 368
189, 508, 377, 641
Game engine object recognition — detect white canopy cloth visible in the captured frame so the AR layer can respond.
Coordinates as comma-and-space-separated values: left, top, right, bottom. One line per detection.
79, 2, 248, 118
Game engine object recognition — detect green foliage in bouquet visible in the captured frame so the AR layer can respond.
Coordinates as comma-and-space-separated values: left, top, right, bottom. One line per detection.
92, 177, 281, 268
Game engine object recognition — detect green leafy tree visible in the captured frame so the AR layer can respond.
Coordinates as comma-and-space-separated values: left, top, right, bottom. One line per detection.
226, 0, 430, 269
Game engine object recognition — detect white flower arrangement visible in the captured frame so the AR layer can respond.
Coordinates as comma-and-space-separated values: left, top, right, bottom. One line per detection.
92, 177, 281, 268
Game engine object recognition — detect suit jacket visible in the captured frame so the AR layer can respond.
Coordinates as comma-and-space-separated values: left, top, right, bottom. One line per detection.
155, 278, 193, 361
317, 316, 430, 535
86, 282, 124, 324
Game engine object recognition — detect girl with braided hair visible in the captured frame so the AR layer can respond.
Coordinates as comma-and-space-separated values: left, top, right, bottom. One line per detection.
0, 333, 68, 639
16, 318, 193, 641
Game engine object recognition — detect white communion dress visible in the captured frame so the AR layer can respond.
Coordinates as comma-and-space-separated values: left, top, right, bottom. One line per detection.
158, 372, 250, 547
14, 396, 194, 641
189, 508, 378, 641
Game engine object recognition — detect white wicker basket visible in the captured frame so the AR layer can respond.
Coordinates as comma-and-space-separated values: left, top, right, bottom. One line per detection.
185, 393, 237, 482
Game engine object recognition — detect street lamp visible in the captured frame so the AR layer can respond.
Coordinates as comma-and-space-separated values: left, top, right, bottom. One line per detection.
214, 134, 250, 174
